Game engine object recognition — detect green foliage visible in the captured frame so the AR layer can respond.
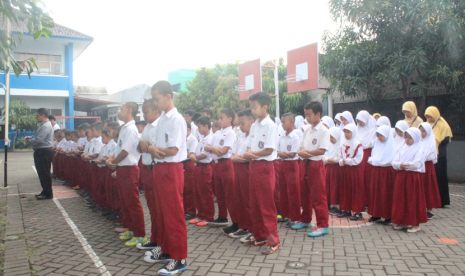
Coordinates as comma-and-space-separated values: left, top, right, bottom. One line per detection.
321, 0, 465, 112
9, 100, 36, 131
1, 0, 54, 77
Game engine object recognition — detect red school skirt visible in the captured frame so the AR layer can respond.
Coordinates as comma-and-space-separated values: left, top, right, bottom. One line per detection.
362, 148, 372, 206
369, 166, 396, 218
392, 171, 427, 226
339, 165, 365, 213
325, 164, 341, 205
422, 161, 442, 209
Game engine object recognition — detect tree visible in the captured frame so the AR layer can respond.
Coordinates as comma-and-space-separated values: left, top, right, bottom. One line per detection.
7, 100, 36, 149
321, 0, 465, 112
1, 0, 54, 76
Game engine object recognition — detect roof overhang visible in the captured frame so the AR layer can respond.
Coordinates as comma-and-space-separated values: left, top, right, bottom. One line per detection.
74, 96, 115, 112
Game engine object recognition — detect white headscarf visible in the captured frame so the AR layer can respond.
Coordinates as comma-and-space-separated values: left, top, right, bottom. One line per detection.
334, 113, 343, 129
326, 127, 341, 159
356, 111, 377, 149
341, 123, 361, 159
341, 111, 355, 125
419, 122, 437, 162
393, 120, 409, 151
376, 116, 391, 128
369, 125, 396, 166
397, 127, 425, 172
322, 116, 335, 129
294, 115, 304, 131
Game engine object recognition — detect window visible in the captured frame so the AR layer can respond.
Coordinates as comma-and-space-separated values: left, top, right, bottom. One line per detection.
30, 109, 62, 116
15, 53, 62, 75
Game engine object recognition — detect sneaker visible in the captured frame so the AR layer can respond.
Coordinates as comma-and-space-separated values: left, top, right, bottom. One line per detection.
240, 233, 253, 243
144, 249, 173, 264
208, 218, 229, 227
125, 237, 147, 247
100, 209, 113, 216
407, 226, 421, 233
427, 212, 435, 219
114, 227, 127, 233
393, 224, 407, 231
189, 218, 203, 224
158, 259, 188, 275
119, 231, 134, 240
285, 221, 299, 228
145, 246, 161, 256
261, 244, 280, 255
337, 211, 351, 218
137, 241, 158, 250
244, 238, 267, 247
382, 218, 392, 226
369, 217, 381, 222
308, 227, 329, 237
229, 229, 249, 238
290, 222, 308, 230
185, 213, 196, 221
277, 215, 286, 223
349, 213, 363, 221
196, 221, 210, 227
222, 223, 239, 235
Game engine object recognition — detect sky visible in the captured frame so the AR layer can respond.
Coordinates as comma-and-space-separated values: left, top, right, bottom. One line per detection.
43, 0, 339, 94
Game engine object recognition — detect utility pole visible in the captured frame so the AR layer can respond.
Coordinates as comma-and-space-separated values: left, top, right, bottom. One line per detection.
4, 18, 11, 187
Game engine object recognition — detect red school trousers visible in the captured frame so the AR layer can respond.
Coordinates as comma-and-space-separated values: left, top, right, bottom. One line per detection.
116, 165, 145, 237
300, 159, 329, 228
249, 160, 280, 247
234, 163, 252, 231
140, 164, 158, 244
273, 160, 281, 213
278, 160, 301, 222
211, 159, 237, 221
153, 162, 187, 260
183, 160, 196, 215
194, 163, 214, 221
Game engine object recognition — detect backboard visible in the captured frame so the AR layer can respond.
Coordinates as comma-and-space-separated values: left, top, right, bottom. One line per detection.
286, 43, 319, 94
237, 59, 262, 101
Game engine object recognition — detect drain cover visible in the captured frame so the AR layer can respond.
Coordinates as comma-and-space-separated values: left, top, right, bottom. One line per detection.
287, 262, 306, 269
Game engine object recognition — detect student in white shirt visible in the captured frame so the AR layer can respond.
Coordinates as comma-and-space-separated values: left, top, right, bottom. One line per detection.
183, 121, 199, 220
145, 81, 188, 274
184, 110, 199, 139
243, 92, 280, 255
106, 102, 146, 247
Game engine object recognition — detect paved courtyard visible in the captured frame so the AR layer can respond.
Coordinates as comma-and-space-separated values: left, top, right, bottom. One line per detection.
1, 151, 465, 276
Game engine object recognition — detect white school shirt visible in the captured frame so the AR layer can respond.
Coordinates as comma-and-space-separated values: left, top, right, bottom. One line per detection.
83, 139, 92, 153
107, 140, 117, 157
300, 122, 330, 161
89, 137, 103, 161
278, 129, 300, 161
153, 108, 187, 163
77, 137, 88, 150
186, 134, 198, 157
210, 126, 236, 160
140, 119, 159, 165
247, 116, 278, 161
337, 141, 364, 166
392, 148, 425, 172
115, 120, 141, 166
191, 123, 199, 139
67, 141, 78, 152
97, 144, 108, 167
52, 123, 60, 131
233, 132, 249, 156
233, 126, 243, 138
195, 133, 213, 163
56, 138, 67, 150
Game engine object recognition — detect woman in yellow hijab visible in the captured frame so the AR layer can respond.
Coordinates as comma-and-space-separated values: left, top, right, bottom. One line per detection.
402, 101, 423, 127
425, 106, 453, 207
373, 113, 381, 121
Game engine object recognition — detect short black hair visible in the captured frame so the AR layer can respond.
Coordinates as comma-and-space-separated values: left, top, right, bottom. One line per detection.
102, 130, 109, 138
186, 120, 191, 130
143, 98, 157, 111
202, 109, 213, 117
304, 101, 323, 116
72, 131, 79, 138
282, 112, 295, 122
37, 108, 49, 118
48, 115, 56, 121
212, 120, 220, 128
125, 102, 139, 118
237, 109, 254, 120
103, 119, 111, 124
107, 122, 120, 129
79, 123, 90, 130
234, 108, 243, 114
64, 130, 72, 137
249, 92, 271, 107
195, 116, 211, 129
220, 108, 235, 123
185, 110, 195, 117
54, 129, 62, 135
151, 80, 173, 97
136, 121, 147, 127
92, 121, 105, 132
191, 113, 201, 122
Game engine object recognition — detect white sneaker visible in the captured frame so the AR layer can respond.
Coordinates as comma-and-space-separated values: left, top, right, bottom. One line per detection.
407, 226, 421, 233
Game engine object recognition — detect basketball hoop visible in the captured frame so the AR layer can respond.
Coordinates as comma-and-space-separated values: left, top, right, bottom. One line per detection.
235, 85, 249, 92
285, 74, 304, 83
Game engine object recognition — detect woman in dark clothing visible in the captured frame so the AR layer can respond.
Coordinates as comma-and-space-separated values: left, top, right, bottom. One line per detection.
425, 106, 453, 207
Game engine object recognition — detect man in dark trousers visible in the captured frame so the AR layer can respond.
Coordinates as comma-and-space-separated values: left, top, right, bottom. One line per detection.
25, 108, 54, 200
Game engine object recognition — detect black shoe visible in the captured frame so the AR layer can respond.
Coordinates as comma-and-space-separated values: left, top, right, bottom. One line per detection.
222, 223, 239, 235
349, 213, 363, 221
185, 213, 196, 221
208, 218, 229, 227
330, 208, 343, 216
240, 233, 253, 243
136, 241, 158, 250
427, 212, 435, 219
100, 209, 113, 216
382, 218, 392, 226
229, 229, 249, 238
157, 259, 188, 275
337, 211, 351, 218
35, 193, 44, 197
36, 194, 53, 200
144, 249, 172, 264
369, 217, 381, 222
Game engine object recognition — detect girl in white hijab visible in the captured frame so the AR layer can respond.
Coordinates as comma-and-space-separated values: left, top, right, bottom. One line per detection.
321, 116, 335, 129
340, 111, 355, 125
324, 127, 343, 215
334, 113, 343, 129
367, 125, 397, 225
376, 116, 391, 128
337, 123, 365, 220
419, 122, 441, 219
393, 120, 409, 151
294, 115, 304, 131
356, 111, 377, 207
391, 128, 427, 233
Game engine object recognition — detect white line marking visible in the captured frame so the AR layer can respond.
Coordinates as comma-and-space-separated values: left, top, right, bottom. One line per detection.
451, 194, 465, 198
32, 166, 112, 276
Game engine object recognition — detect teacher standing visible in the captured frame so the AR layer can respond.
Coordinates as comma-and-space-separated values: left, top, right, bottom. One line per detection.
25, 108, 54, 200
